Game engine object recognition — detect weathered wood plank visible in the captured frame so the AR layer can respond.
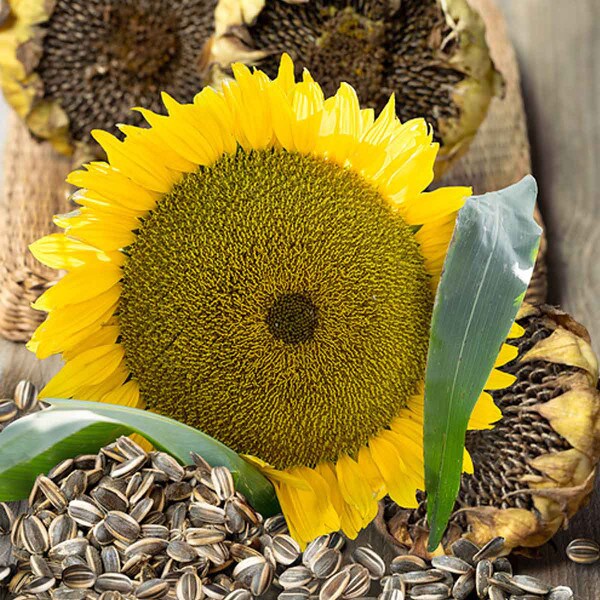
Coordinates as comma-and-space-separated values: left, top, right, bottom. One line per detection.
496, 1, 600, 597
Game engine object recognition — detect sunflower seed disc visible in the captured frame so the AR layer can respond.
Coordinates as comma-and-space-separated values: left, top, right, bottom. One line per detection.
390, 555, 428, 574
319, 569, 351, 600
62, 564, 97, 589
566, 538, 600, 564
473, 537, 505, 562
548, 585, 575, 600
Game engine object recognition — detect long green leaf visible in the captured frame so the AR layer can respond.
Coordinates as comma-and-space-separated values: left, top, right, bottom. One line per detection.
424, 176, 541, 550
0, 400, 279, 517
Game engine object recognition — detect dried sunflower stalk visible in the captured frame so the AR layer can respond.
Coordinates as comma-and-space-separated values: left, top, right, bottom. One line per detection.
0, 0, 217, 157
379, 304, 600, 557
212, 0, 503, 177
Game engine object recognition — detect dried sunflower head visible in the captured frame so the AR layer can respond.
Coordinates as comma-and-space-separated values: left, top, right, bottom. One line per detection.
27, 54, 520, 547
0, 0, 217, 155
212, 0, 502, 177
380, 304, 600, 557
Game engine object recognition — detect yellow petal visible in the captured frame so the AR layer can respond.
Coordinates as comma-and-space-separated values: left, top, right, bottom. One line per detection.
335, 454, 378, 521
485, 368, 516, 390
29, 234, 112, 270
401, 186, 470, 225
468, 392, 502, 430
494, 343, 519, 368
100, 380, 142, 408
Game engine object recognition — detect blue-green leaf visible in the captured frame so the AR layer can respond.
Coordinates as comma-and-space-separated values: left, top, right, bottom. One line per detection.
0, 400, 279, 517
424, 176, 542, 550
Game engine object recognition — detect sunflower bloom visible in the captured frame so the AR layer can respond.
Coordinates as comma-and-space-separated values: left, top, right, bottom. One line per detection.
29, 55, 519, 546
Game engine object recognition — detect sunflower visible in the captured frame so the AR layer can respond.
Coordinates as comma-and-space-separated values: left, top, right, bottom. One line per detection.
212, 0, 501, 177
28, 55, 520, 547
0, 0, 216, 155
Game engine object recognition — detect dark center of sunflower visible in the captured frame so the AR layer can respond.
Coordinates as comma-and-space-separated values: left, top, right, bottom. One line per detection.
266, 293, 319, 345
119, 149, 433, 469
304, 7, 387, 105
36, 0, 215, 142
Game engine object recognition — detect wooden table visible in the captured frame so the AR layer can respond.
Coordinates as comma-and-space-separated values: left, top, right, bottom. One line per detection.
1, 0, 599, 598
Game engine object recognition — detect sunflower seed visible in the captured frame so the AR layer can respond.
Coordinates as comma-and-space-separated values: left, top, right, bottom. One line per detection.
510, 574, 551, 594
0, 501, 14, 534
548, 586, 574, 600
195, 542, 229, 565
176, 571, 203, 600
186, 527, 227, 546
0, 566, 11, 582
116, 436, 147, 459
99, 593, 125, 600
49, 538, 88, 559
152, 453, 185, 482
135, 578, 171, 599
278, 588, 310, 600
487, 573, 523, 595
91, 485, 129, 513
62, 564, 97, 589
352, 546, 385, 579
141, 524, 169, 539
104, 511, 141, 543
381, 574, 405, 592
0, 399, 18, 422
303, 535, 330, 568
129, 497, 155, 523
492, 557, 512, 574
125, 537, 169, 557
165, 539, 196, 563
204, 583, 230, 600
390, 555, 427, 574
85, 545, 103, 574
311, 548, 342, 579
278, 565, 314, 589
230, 543, 263, 562
189, 503, 226, 525
224, 591, 252, 600
22, 515, 50, 554
475, 559, 492, 597
68, 500, 104, 528
15, 380, 38, 411
488, 586, 506, 600
378, 590, 404, 600
190, 452, 212, 475
342, 564, 371, 598
95, 573, 134, 594
166, 481, 193, 502
431, 555, 472, 576
250, 560, 274, 595
264, 514, 288, 536
92, 520, 115, 546
112, 455, 147, 479
399, 570, 444, 585
472, 537, 505, 562
211, 466, 235, 500
319, 570, 351, 600
26, 575, 56, 593
452, 571, 475, 600
409, 582, 451, 598
100, 545, 121, 573
271, 534, 301, 565
566, 538, 600, 564
37, 476, 66, 512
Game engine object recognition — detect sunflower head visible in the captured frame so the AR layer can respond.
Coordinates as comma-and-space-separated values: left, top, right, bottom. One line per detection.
212, 0, 502, 178
29, 54, 514, 546
0, 0, 217, 155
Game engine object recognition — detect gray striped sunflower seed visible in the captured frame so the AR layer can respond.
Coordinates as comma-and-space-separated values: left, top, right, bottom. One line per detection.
111, 455, 147, 479
390, 555, 427, 574
475, 558, 492, 597
472, 537, 505, 562
352, 546, 385, 579
302, 535, 330, 568
36, 475, 68, 511
49, 538, 88, 559
487, 573, 523, 595
176, 571, 203, 600
22, 515, 50, 554
100, 545, 121, 573
99, 593, 125, 600
47, 458, 74, 482
15, 380, 38, 411
85, 545, 102, 574
135, 578, 171, 599
450, 539, 479, 566
272, 534, 301, 566
125, 537, 168, 557
92, 520, 114, 546
264, 514, 288, 536
104, 511, 141, 543
116, 436, 147, 459
377, 591, 404, 600
0, 399, 18, 422
319, 570, 351, 600
151, 452, 185, 482
67, 500, 104, 528
452, 571, 475, 600
409, 582, 451, 598
0, 501, 14, 534
166, 539, 197, 563
431, 555, 472, 575
312, 548, 342, 579
211, 466, 235, 501
0, 566, 11, 582
566, 538, 600, 564
62, 564, 97, 589
190, 452, 212, 475
189, 503, 226, 525
195, 542, 229, 565
278, 565, 313, 590
94, 573, 134, 594
30, 555, 52, 578
511, 574, 551, 594
548, 586, 575, 600
230, 543, 263, 562
141, 524, 169, 539
492, 557, 512, 574
60, 470, 89, 501
399, 570, 444, 585
278, 588, 310, 600
381, 574, 405, 592
341, 564, 371, 598
249, 560, 274, 596
129, 497, 154, 523
224, 591, 252, 600
25, 575, 56, 593
91, 485, 129, 512
49, 514, 77, 547
186, 527, 227, 546
488, 585, 506, 600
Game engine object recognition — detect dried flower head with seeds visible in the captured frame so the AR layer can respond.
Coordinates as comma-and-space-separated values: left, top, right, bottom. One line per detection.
212, 0, 502, 177
0, 0, 217, 155
380, 304, 600, 558
28, 54, 520, 547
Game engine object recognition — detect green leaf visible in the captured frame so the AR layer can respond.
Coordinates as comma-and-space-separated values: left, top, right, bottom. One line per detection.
424, 176, 542, 550
0, 400, 280, 517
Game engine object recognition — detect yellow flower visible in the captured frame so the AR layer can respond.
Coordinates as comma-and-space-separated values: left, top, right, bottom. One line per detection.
29, 55, 519, 546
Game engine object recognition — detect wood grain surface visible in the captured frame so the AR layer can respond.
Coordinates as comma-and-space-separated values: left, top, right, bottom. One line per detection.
0, 0, 599, 598
495, 1, 600, 597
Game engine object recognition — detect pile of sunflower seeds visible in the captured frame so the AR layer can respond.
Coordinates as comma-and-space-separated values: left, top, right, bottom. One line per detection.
0, 381, 41, 433
0, 434, 576, 600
